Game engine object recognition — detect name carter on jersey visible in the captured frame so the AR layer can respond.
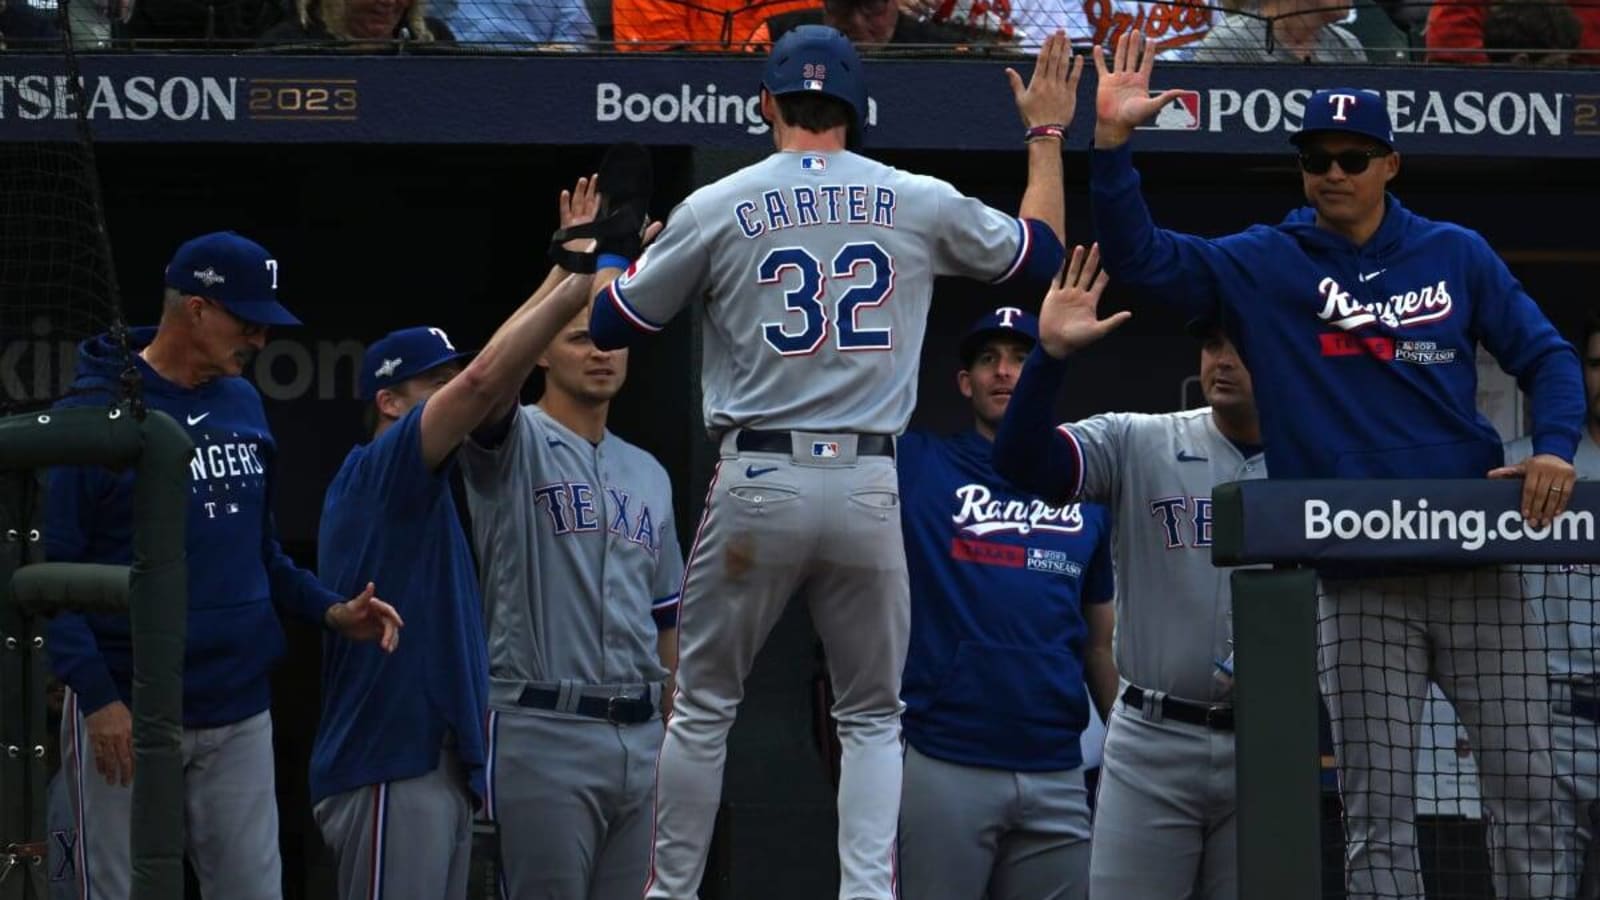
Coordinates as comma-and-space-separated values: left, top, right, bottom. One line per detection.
952, 483, 1084, 537
734, 184, 897, 239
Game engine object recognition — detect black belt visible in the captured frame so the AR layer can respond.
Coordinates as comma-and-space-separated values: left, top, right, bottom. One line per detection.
1122, 685, 1234, 732
516, 686, 656, 725
736, 429, 894, 458
1556, 682, 1600, 723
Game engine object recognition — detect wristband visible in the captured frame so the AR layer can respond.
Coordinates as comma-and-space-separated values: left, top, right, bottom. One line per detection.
597, 253, 632, 272
1025, 124, 1067, 143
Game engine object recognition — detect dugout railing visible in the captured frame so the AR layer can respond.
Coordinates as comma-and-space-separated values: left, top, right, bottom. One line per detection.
1215, 478, 1600, 900
0, 405, 192, 900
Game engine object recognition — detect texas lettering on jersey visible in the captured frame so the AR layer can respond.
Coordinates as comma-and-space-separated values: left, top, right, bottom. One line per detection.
532, 482, 664, 556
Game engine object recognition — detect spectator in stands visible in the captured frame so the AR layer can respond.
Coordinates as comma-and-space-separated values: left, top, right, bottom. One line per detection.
611, 0, 815, 50
762, 0, 1007, 46
1427, 0, 1596, 63
1083, 0, 1217, 59
1482, 0, 1581, 63
426, 0, 594, 47
1187, 0, 1366, 61
259, 0, 452, 43
0, 0, 63, 47
1337, 0, 1413, 61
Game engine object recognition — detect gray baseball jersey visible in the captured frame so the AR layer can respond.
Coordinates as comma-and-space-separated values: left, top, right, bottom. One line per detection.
616, 148, 1047, 900
1505, 434, 1600, 679
460, 404, 683, 900
1062, 406, 1266, 702
603, 149, 1035, 435
460, 404, 684, 707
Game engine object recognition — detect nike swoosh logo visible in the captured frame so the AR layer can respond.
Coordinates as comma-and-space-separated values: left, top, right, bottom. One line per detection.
1358, 269, 1386, 283
745, 465, 779, 478
1176, 451, 1208, 462
186, 413, 210, 426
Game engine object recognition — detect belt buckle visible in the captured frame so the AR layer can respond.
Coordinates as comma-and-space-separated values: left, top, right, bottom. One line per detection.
1204, 705, 1226, 729
605, 696, 628, 724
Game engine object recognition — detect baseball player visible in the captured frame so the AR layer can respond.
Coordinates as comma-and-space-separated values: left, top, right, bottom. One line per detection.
1089, 32, 1585, 899
457, 189, 682, 899
1506, 309, 1600, 896
310, 180, 606, 900
896, 305, 1116, 900
993, 244, 1265, 899
45, 231, 401, 900
587, 24, 1077, 900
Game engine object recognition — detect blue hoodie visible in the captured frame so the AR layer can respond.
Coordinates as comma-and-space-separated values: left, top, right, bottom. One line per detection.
1090, 145, 1584, 479
45, 327, 343, 727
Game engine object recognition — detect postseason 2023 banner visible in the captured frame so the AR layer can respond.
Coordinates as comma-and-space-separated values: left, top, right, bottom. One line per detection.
0, 54, 1598, 157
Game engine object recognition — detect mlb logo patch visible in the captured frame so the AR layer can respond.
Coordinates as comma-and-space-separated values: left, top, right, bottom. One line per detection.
811, 441, 840, 459
1138, 90, 1201, 131
801, 155, 827, 171
802, 79, 825, 91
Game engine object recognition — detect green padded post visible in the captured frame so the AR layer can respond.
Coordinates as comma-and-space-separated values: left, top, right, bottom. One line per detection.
13, 563, 130, 616
1232, 568, 1322, 900
126, 409, 191, 900
0, 404, 192, 900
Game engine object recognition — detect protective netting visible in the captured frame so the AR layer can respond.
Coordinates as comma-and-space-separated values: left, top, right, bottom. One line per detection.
0, 16, 129, 417
3, 0, 1590, 61
1317, 561, 1600, 899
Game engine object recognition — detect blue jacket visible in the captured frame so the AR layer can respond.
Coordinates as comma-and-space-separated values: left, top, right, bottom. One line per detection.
313, 404, 489, 806
45, 328, 342, 727
1091, 145, 1584, 479
898, 429, 1113, 772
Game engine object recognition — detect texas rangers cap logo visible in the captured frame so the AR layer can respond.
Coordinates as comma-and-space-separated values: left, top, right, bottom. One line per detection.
1328, 92, 1360, 121
996, 306, 1024, 328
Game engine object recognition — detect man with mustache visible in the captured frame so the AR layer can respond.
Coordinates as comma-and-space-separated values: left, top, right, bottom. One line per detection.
47, 230, 401, 900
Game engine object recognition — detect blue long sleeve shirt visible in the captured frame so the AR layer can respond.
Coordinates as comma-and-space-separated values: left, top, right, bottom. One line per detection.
1090, 144, 1583, 479
45, 328, 342, 726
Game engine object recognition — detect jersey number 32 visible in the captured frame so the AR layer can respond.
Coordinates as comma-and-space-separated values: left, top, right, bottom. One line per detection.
759, 243, 894, 356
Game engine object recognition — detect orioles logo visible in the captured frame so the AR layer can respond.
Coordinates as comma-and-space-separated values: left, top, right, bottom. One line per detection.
1083, 0, 1214, 52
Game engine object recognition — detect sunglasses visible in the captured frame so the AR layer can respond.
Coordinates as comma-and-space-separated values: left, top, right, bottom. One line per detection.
1298, 147, 1391, 176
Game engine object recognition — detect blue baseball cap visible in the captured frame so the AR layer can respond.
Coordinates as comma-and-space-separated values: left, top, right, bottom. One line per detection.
164, 231, 301, 327
360, 326, 473, 400
1293, 88, 1395, 150
959, 306, 1039, 366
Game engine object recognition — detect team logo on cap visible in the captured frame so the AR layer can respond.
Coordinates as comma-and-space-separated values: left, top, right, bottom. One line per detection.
996, 306, 1024, 327
192, 267, 226, 287
375, 358, 402, 378
1327, 93, 1360, 122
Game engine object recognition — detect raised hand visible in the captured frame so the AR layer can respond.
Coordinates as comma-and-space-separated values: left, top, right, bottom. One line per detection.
1092, 29, 1186, 148
1007, 30, 1085, 130
560, 173, 601, 253
1038, 243, 1129, 358
325, 582, 404, 653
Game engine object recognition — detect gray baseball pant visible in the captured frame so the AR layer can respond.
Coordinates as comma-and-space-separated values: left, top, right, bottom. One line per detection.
61, 689, 282, 900
313, 747, 475, 900
1087, 693, 1237, 900
1318, 568, 1576, 900
648, 432, 908, 900
898, 744, 1090, 900
487, 708, 662, 900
